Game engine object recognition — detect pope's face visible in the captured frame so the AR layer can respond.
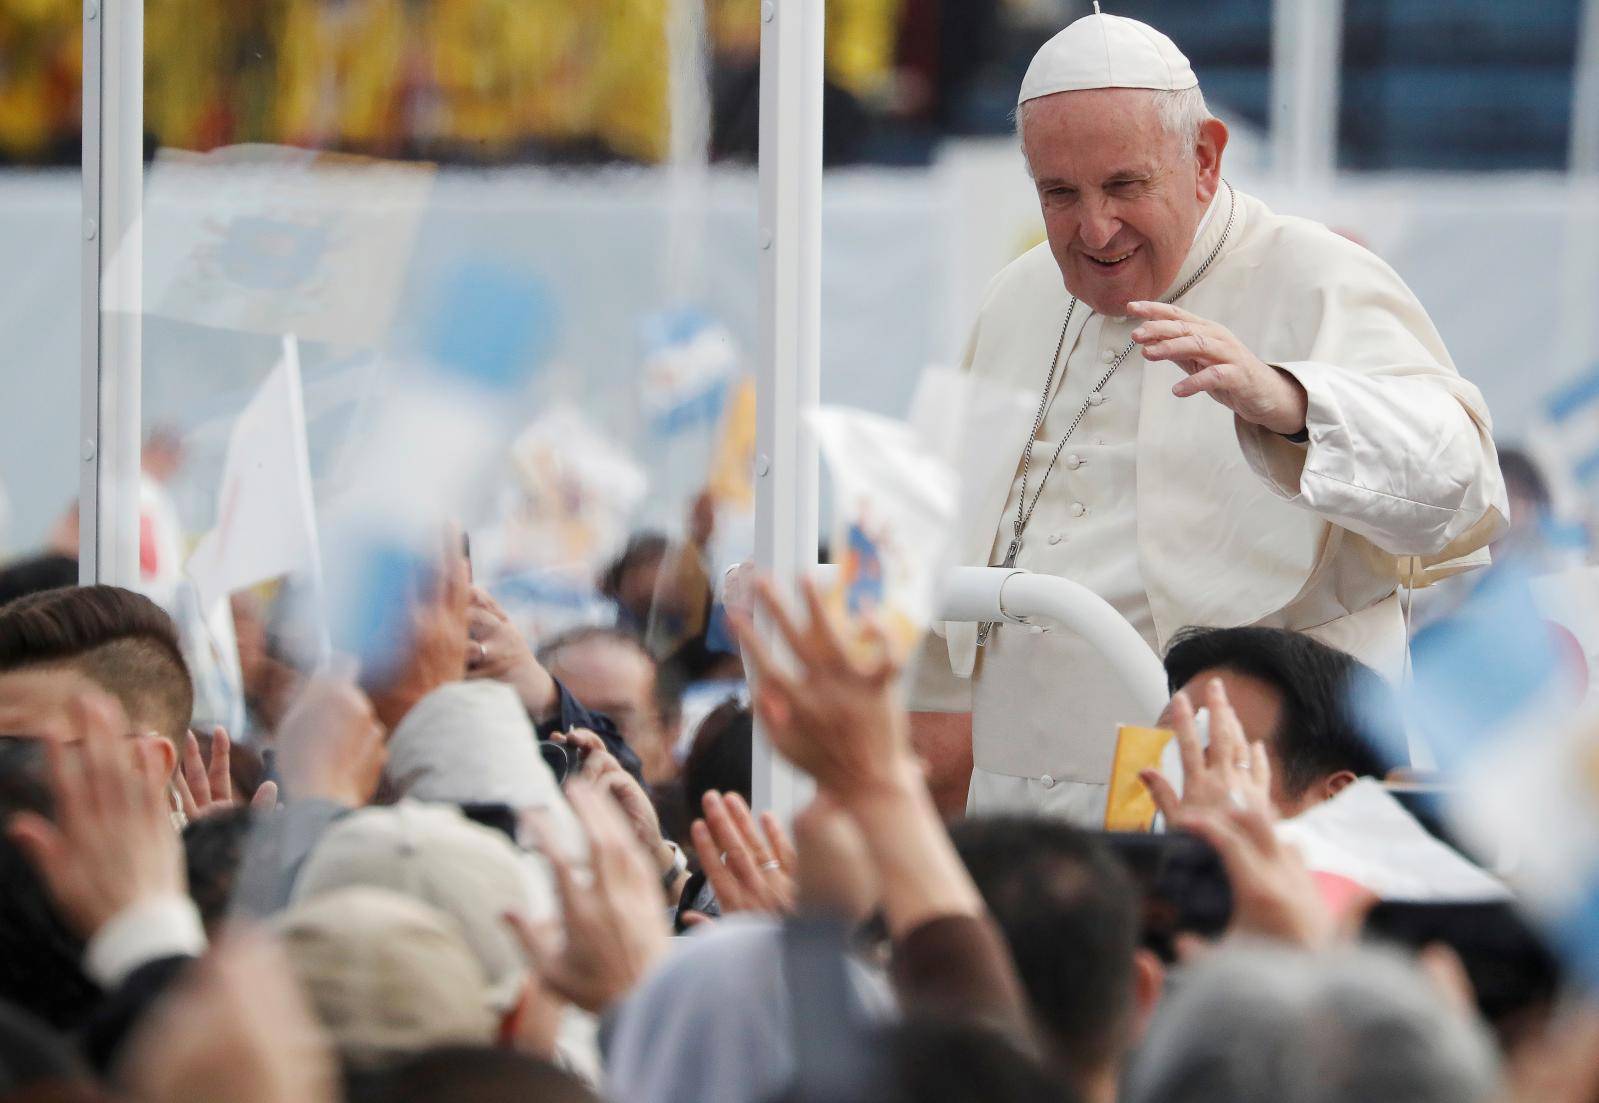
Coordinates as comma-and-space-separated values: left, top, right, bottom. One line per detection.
1021, 88, 1223, 316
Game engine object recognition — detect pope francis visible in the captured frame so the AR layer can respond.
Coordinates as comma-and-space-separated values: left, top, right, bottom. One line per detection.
908, 8, 1508, 823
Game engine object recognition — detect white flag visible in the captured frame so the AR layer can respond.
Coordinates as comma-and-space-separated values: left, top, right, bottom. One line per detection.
186, 337, 320, 613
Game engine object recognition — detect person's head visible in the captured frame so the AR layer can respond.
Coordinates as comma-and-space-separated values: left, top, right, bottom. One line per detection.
538, 626, 678, 784
1495, 447, 1553, 553
383, 681, 583, 856
0, 585, 193, 789
183, 806, 255, 936
1161, 627, 1392, 817
600, 533, 669, 628
291, 801, 567, 1061
681, 699, 752, 816
344, 1045, 600, 1103
0, 556, 78, 609
1124, 942, 1501, 1103
950, 818, 1159, 1097
276, 887, 500, 1070
1017, 15, 1226, 316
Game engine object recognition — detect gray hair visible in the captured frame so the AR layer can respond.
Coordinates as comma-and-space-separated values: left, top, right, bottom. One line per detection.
1124, 942, 1502, 1103
1015, 86, 1213, 170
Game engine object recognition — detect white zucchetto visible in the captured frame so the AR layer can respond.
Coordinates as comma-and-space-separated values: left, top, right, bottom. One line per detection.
1018, 4, 1197, 106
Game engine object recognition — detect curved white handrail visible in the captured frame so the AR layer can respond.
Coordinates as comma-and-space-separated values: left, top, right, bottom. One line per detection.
937, 565, 1170, 722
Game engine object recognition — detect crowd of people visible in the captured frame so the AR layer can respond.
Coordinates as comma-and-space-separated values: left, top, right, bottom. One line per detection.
1, 0, 1021, 167
0, 522, 1593, 1103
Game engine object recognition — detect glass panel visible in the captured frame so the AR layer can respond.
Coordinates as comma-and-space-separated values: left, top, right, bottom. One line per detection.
124, 3, 761, 844
0, 4, 82, 581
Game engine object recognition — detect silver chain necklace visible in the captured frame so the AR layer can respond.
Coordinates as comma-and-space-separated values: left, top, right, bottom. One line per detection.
978, 182, 1237, 647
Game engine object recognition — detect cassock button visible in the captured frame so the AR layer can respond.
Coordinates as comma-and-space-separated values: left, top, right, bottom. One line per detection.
1070, 502, 1086, 518
1100, 349, 1116, 363
1064, 454, 1082, 470
1040, 774, 1057, 789
1047, 533, 1062, 545
1087, 392, 1106, 406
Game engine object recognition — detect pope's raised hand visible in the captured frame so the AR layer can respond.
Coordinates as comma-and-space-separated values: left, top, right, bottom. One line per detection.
1127, 300, 1309, 437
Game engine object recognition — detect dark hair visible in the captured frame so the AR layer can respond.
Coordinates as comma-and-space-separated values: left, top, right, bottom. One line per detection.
183, 806, 255, 933
949, 818, 1139, 1080
345, 1045, 600, 1103
598, 533, 669, 603
681, 699, 752, 813
775, 1019, 1077, 1103
1163, 626, 1393, 797
0, 741, 97, 1033
1496, 447, 1550, 509
0, 557, 79, 609
0, 585, 194, 743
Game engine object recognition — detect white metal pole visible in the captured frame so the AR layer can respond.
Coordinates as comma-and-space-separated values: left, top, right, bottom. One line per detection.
1270, 0, 1344, 187
753, 0, 824, 817
1572, 0, 1599, 176
80, 0, 143, 586
665, 0, 712, 303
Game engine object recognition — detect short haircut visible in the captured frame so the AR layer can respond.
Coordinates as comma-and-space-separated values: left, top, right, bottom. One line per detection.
0, 585, 194, 743
537, 624, 677, 723
1125, 943, 1499, 1103
1163, 626, 1392, 797
949, 818, 1139, 1080
0, 555, 79, 608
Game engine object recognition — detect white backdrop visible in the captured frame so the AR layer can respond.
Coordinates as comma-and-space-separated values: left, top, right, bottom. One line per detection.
3, 148, 1598, 553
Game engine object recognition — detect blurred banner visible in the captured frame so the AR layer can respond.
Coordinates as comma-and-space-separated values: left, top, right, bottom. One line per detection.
103, 146, 433, 346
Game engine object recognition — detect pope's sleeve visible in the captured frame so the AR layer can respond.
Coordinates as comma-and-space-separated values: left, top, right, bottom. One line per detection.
1234, 242, 1508, 558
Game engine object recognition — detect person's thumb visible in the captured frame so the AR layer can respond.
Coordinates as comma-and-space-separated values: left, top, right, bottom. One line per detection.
250, 781, 280, 811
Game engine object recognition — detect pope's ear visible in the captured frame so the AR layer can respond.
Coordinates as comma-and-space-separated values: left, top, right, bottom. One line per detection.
1195, 116, 1228, 201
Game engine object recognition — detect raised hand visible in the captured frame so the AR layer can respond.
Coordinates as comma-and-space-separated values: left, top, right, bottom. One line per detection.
1127, 300, 1309, 436
274, 674, 387, 808
506, 779, 670, 1014
557, 727, 680, 888
1140, 678, 1273, 823
732, 576, 915, 803
7, 694, 186, 940
1174, 797, 1333, 950
465, 586, 559, 720
173, 727, 277, 819
689, 789, 797, 917
368, 527, 473, 731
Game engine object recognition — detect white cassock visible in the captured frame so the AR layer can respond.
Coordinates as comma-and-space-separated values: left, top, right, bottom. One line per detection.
910, 181, 1509, 824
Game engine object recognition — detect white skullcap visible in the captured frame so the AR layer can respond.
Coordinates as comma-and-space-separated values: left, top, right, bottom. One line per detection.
1018, 4, 1197, 106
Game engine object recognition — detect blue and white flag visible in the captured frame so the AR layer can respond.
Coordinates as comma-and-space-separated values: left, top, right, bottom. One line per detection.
1366, 563, 1599, 990
639, 308, 738, 437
